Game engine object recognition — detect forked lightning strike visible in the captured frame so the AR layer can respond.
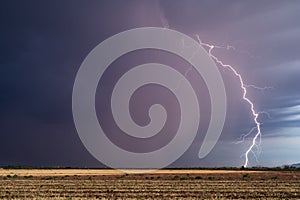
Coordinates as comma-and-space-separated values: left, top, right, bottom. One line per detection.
195, 35, 262, 167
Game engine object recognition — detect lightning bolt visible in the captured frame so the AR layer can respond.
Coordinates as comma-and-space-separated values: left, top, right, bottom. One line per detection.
194, 35, 262, 167
159, 13, 266, 167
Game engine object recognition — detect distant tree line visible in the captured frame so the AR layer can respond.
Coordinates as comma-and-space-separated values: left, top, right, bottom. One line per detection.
0, 165, 299, 171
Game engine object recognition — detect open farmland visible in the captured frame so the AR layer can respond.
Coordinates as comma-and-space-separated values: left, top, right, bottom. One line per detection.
0, 169, 299, 199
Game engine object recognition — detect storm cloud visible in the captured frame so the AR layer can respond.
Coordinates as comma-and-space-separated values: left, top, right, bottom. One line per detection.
0, 0, 299, 167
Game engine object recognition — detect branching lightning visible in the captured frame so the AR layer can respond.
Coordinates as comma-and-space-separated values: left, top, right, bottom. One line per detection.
159, 12, 267, 166
194, 35, 263, 167
245, 84, 273, 91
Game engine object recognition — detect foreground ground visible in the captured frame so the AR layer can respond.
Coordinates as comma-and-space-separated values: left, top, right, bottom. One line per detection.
0, 169, 299, 199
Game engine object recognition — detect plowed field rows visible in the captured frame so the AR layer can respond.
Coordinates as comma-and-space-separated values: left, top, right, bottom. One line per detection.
0, 169, 299, 199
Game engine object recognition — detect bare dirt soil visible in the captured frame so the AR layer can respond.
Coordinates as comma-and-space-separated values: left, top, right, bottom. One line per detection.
0, 169, 299, 199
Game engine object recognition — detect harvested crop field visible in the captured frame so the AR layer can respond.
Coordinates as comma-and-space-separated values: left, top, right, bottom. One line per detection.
0, 169, 299, 199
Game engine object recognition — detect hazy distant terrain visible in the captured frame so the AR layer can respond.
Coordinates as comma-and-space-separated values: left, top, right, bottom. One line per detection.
291, 163, 300, 168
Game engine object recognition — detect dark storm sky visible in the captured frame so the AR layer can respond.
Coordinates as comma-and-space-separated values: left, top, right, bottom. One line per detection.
0, 0, 299, 167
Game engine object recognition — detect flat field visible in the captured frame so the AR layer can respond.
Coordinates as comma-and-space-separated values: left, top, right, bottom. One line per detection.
0, 169, 299, 199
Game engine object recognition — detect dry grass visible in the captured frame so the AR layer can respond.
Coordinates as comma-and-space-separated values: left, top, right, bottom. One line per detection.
0, 169, 299, 199
0, 169, 264, 176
